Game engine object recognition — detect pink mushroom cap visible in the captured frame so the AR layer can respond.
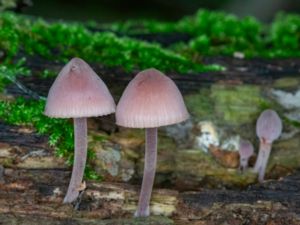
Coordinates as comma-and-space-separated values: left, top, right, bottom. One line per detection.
256, 109, 282, 144
44, 58, 116, 118
116, 68, 189, 128
239, 139, 254, 159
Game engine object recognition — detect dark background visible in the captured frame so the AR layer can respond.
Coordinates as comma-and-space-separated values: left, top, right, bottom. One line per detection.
21, 0, 300, 23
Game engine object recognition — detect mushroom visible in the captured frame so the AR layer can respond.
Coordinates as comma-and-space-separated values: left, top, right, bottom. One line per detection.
238, 139, 254, 172
116, 68, 189, 217
253, 109, 282, 183
44, 57, 115, 203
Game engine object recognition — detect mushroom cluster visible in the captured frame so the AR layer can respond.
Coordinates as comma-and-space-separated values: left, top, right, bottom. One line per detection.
237, 109, 282, 183
44, 57, 283, 217
45, 62, 188, 217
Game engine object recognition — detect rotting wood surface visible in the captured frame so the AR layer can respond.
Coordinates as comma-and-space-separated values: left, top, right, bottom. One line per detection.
0, 122, 300, 224
6, 56, 300, 99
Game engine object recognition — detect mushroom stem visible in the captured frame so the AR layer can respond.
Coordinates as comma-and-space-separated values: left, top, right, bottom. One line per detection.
63, 117, 87, 203
135, 127, 157, 217
253, 145, 264, 173
255, 141, 272, 183
239, 158, 248, 172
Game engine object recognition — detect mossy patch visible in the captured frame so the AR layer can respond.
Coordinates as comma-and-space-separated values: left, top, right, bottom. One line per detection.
102, 9, 300, 58
184, 88, 215, 120
174, 149, 256, 188
184, 85, 272, 125
273, 77, 300, 89
0, 97, 102, 180
0, 12, 221, 76
211, 84, 270, 125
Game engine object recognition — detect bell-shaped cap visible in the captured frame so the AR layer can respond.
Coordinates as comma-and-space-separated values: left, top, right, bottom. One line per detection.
239, 139, 254, 159
116, 68, 189, 128
44, 58, 115, 118
256, 109, 282, 143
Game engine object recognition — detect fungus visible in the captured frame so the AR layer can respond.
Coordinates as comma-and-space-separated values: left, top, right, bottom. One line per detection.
253, 109, 282, 183
44, 57, 115, 203
116, 68, 189, 217
238, 139, 254, 172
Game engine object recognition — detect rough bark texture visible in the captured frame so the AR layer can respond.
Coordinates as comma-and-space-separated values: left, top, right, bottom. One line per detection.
0, 122, 300, 224
2, 54, 300, 224
7, 56, 300, 99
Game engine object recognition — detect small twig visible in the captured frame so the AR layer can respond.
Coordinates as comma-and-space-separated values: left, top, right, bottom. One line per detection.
5, 75, 46, 100
20, 149, 48, 161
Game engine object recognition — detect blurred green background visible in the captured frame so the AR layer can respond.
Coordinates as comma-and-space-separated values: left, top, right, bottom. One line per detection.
9, 0, 300, 22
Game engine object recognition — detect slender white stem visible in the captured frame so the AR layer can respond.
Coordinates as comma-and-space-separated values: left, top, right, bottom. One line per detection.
239, 157, 249, 172
257, 142, 272, 183
63, 117, 87, 203
135, 127, 157, 217
254, 144, 264, 173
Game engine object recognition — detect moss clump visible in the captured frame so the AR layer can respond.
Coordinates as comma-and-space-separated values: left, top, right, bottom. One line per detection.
0, 97, 100, 180
0, 12, 220, 74
104, 9, 300, 59
267, 13, 300, 58
182, 11, 300, 58
179, 10, 262, 56
273, 77, 300, 89
1, 9, 300, 80
184, 85, 272, 125
184, 88, 215, 120
96, 19, 176, 34
211, 85, 270, 125
0, 58, 30, 90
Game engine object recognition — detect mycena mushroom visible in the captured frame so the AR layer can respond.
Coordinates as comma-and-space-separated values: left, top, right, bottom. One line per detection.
116, 68, 189, 217
44, 58, 115, 203
238, 139, 254, 172
253, 109, 282, 183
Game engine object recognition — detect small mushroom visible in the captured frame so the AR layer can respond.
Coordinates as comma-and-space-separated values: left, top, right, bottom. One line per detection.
116, 68, 189, 217
238, 139, 254, 172
44, 58, 115, 203
253, 109, 282, 183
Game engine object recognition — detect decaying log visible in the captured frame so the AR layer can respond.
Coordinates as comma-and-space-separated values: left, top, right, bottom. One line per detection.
6, 56, 300, 99
0, 123, 299, 224
0, 214, 174, 225
2, 53, 300, 224
0, 123, 298, 225
0, 166, 300, 224
0, 120, 299, 188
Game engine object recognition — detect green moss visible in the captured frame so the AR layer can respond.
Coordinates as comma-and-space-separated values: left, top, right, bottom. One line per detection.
175, 149, 257, 188
283, 116, 300, 128
274, 77, 300, 89
267, 13, 300, 57
184, 88, 215, 119
178, 10, 262, 56
0, 97, 101, 180
211, 85, 269, 125
0, 58, 30, 90
185, 85, 272, 125
0, 12, 220, 74
0, 9, 299, 80
96, 19, 176, 34
180, 11, 287, 58
99, 9, 300, 59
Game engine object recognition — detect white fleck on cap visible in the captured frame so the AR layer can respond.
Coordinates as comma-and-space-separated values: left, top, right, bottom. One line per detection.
116, 68, 189, 128
44, 57, 115, 118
